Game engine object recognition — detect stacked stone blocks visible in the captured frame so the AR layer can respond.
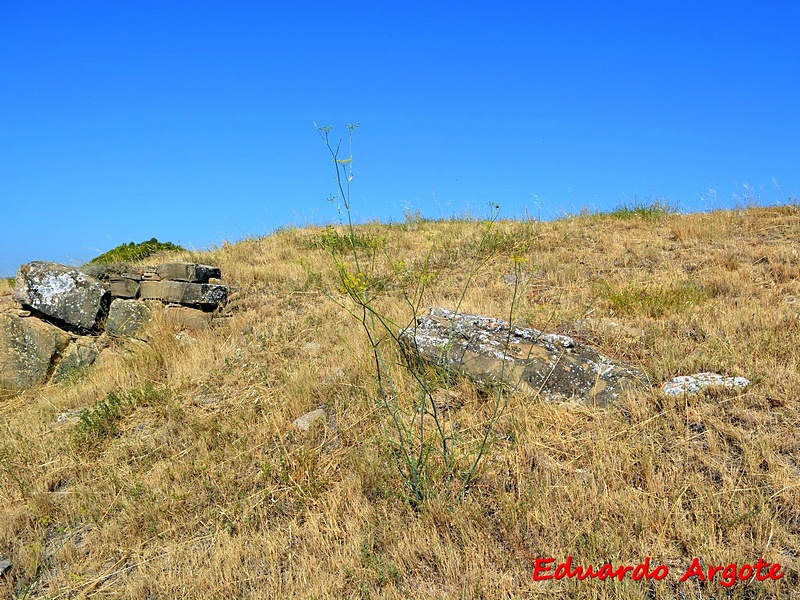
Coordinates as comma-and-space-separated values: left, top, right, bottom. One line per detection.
1, 261, 227, 392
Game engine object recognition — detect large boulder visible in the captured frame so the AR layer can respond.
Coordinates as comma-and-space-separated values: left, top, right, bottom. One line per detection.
0, 311, 71, 391
399, 307, 649, 406
13, 262, 110, 331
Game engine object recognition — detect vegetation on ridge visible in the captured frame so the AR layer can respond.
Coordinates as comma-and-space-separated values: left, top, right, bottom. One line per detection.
1, 205, 799, 598
87, 237, 185, 266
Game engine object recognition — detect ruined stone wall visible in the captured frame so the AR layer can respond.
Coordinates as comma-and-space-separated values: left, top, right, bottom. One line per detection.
0, 261, 228, 392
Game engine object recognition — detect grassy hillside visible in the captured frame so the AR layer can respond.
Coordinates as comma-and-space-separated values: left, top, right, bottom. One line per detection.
1, 206, 799, 598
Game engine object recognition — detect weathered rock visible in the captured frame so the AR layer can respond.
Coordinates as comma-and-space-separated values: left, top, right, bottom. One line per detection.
0, 558, 11, 577
399, 307, 648, 406
291, 408, 327, 432
51, 336, 105, 383
106, 277, 140, 299
163, 305, 212, 330
662, 372, 750, 396
139, 280, 227, 308
0, 311, 70, 391
13, 262, 109, 330
106, 299, 153, 337
156, 262, 221, 283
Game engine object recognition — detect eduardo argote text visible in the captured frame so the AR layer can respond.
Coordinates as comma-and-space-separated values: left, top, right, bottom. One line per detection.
532, 556, 784, 588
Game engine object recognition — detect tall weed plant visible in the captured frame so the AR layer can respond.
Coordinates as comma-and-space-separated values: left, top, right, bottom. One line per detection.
315, 123, 524, 505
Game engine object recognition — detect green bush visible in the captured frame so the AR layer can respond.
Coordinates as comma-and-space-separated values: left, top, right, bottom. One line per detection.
88, 238, 185, 265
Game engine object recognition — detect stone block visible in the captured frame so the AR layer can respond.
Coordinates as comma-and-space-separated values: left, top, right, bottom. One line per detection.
139, 280, 227, 308
13, 262, 109, 331
106, 299, 153, 337
163, 305, 212, 330
107, 277, 140, 299
0, 311, 70, 391
155, 262, 221, 283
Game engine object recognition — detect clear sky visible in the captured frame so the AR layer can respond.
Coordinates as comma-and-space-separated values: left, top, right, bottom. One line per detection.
2, 1, 798, 277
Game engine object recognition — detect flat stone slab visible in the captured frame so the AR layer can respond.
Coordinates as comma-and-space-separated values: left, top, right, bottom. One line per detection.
0, 310, 70, 391
399, 307, 648, 406
107, 277, 140, 299
163, 305, 212, 329
662, 372, 750, 396
106, 299, 153, 337
156, 262, 221, 283
13, 262, 109, 330
139, 280, 227, 308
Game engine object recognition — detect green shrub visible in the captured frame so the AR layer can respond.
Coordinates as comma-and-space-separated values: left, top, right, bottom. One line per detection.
88, 238, 185, 265
73, 385, 168, 448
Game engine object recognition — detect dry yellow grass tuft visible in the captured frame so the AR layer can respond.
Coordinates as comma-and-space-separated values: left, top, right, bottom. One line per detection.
1, 206, 799, 598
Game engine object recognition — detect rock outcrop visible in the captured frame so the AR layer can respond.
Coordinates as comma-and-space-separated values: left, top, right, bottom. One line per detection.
0, 310, 71, 390
1, 261, 228, 392
13, 261, 110, 331
399, 307, 649, 406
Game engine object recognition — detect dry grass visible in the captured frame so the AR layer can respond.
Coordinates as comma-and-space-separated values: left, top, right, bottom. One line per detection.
1, 206, 799, 598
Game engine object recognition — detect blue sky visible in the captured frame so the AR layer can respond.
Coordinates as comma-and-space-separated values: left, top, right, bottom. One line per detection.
2, 1, 798, 277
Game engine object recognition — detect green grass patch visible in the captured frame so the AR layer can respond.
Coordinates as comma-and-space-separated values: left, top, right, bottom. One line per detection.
88, 238, 185, 265
312, 225, 383, 253
596, 280, 710, 318
607, 198, 676, 220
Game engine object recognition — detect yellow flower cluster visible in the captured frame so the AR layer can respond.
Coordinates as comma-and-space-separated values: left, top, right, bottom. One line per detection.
339, 270, 369, 298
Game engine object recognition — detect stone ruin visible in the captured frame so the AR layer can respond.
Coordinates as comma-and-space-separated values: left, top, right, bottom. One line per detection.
0, 261, 228, 393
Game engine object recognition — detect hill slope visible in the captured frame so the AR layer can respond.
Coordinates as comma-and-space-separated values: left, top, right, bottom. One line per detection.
1, 206, 799, 598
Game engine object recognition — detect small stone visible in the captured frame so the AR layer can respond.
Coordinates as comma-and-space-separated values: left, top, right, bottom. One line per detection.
141, 272, 161, 281
291, 409, 327, 432
0, 558, 11, 576
175, 331, 196, 345
662, 372, 750, 397
16, 309, 31, 317
56, 410, 81, 425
